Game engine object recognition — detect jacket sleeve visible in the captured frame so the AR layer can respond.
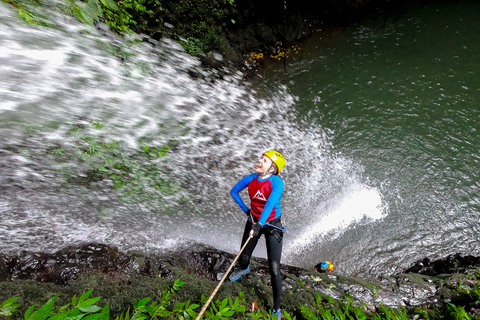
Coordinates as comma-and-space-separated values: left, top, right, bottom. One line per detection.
258, 176, 284, 226
230, 173, 257, 213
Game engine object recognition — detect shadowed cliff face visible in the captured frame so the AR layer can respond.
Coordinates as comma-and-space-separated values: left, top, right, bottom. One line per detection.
2, 242, 480, 318
405, 255, 480, 276
0, 242, 305, 285
126, 0, 415, 67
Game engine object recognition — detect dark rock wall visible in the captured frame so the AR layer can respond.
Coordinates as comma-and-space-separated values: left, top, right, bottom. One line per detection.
125, 0, 414, 66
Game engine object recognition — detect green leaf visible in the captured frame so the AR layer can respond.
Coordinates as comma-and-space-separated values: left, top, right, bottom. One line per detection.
25, 305, 37, 320
353, 308, 366, 320
0, 304, 21, 317
57, 303, 71, 313
232, 305, 245, 312
156, 310, 173, 317
1, 297, 19, 307
79, 305, 102, 313
173, 279, 185, 290
65, 314, 85, 320
221, 310, 235, 317
78, 290, 94, 306
81, 313, 103, 320
95, 304, 109, 320
79, 297, 101, 308
210, 303, 218, 313
136, 298, 151, 308
219, 299, 228, 310
188, 304, 200, 310
71, 296, 78, 307
48, 314, 67, 320
30, 294, 58, 320
99, 0, 118, 10
75, 6, 94, 26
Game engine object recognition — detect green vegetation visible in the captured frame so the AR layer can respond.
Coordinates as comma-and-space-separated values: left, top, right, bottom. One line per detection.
64, 0, 164, 34
2, 0, 162, 34
3, 0, 236, 58
4, 274, 480, 320
0, 280, 296, 320
1, 0, 51, 26
44, 119, 189, 212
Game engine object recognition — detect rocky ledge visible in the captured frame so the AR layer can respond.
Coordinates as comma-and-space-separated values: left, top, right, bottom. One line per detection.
1, 243, 480, 318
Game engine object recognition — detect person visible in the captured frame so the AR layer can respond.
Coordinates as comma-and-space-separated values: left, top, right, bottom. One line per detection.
314, 261, 334, 273
229, 150, 286, 320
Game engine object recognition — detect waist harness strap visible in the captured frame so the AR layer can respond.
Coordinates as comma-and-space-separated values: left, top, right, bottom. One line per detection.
265, 221, 286, 233
249, 213, 285, 232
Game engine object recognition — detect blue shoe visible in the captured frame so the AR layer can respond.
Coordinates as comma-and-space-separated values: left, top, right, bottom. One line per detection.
272, 309, 281, 320
229, 265, 250, 281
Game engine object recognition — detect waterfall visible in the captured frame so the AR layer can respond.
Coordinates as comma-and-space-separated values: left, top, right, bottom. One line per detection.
0, 1, 387, 271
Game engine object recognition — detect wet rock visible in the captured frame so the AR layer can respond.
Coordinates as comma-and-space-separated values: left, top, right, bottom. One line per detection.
1, 243, 140, 285
2, 242, 480, 317
404, 254, 480, 276
202, 52, 224, 69
0, 254, 8, 282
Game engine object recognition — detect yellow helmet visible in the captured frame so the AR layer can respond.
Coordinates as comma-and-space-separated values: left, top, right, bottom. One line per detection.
263, 150, 286, 173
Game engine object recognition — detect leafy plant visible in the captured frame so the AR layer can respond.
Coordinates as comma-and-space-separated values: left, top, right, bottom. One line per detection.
21, 290, 108, 320
74, 0, 103, 26
0, 297, 21, 317
171, 300, 199, 319
50, 120, 184, 211
181, 37, 203, 55
372, 304, 408, 320
369, 283, 379, 297
4, 279, 480, 320
1, 0, 50, 26
447, 303, 471, 320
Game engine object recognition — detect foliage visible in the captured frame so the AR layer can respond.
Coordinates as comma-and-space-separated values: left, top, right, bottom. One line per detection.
7, 275, 480, 319
177, 20, 223, 56
99, 0, 165, 34
372, 305, 408, 320
300, 294, 414, 320
447, 303, 471, 320
47, 120, 187, 212
23, 290, 108, 320
5, 0, 231, 58
0, 297, 21, 317
0, 280, 185, 320
67, 0, 136, 33
25, 0, 161, 34
1, 0, 51, 26
181, 37, 203, 56
0, 279, 294, 320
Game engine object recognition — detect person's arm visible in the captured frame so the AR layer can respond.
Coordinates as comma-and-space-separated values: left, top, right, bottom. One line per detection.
230, 173, 257, 213
258, 176, 284, 226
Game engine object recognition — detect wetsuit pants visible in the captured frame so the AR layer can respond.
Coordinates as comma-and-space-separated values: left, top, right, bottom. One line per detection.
239, 219, 283, 310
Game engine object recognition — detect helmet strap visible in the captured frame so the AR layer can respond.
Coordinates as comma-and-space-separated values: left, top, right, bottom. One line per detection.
259, 163, 277, 179
269, 162, 278, 175
259, 171, 272, 179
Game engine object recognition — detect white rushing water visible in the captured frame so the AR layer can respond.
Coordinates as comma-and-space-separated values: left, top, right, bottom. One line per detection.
0, 1, 387, 274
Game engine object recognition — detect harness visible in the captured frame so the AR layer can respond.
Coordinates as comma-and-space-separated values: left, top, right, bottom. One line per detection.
249, 213, 285, 242
265, 220, 286, 233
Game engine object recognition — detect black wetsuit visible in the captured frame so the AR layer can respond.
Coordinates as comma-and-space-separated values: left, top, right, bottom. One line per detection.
239, 217, 283, 310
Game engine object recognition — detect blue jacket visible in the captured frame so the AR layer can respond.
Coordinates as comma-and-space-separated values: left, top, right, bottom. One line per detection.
230, 173, 284, 226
